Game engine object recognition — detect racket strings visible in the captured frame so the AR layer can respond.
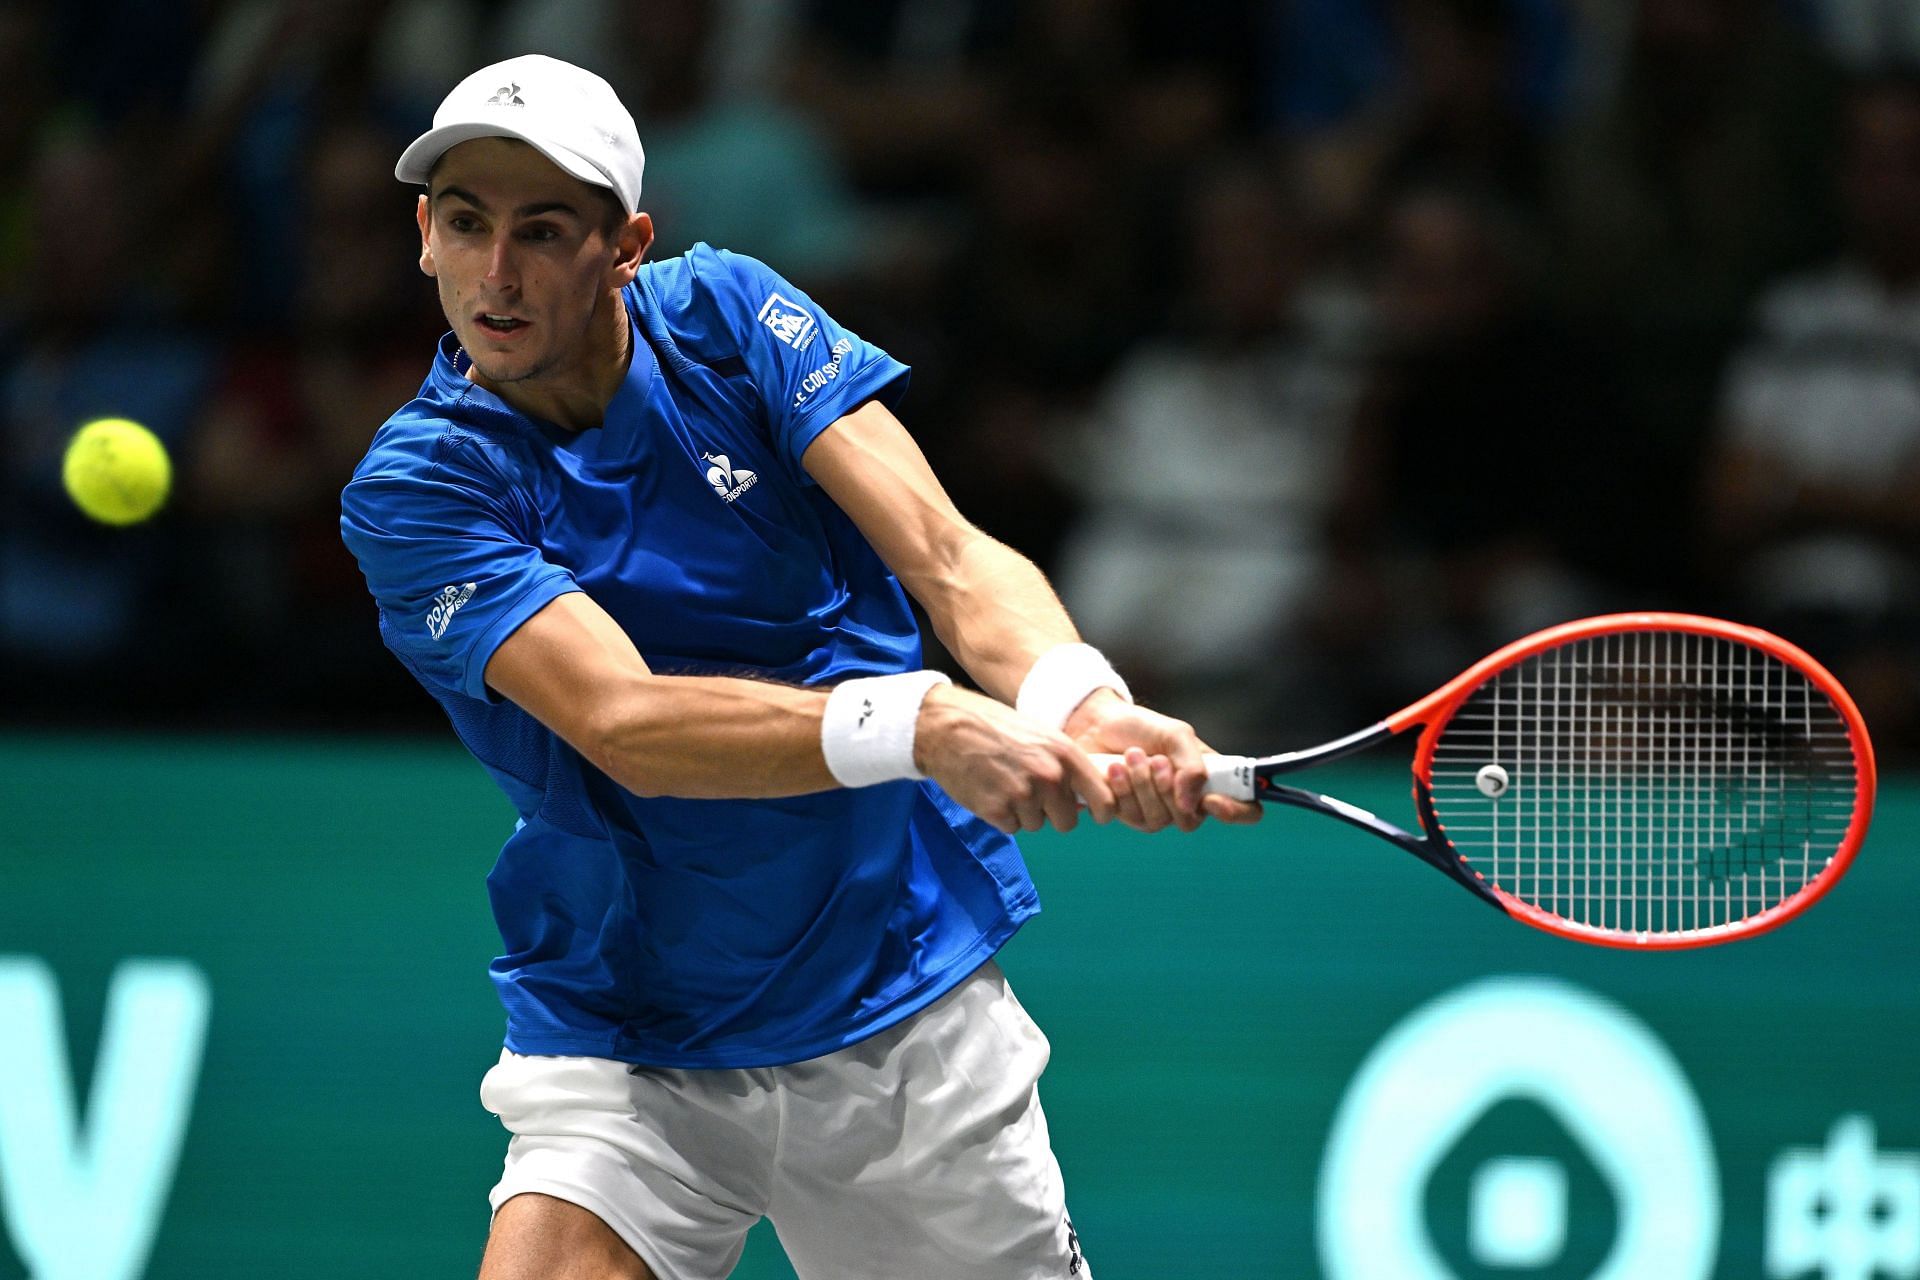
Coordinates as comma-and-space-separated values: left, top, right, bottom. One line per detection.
1425, 630, 1859, 938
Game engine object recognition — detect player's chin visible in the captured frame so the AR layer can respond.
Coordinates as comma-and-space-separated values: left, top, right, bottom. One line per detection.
466, 344, 543, 384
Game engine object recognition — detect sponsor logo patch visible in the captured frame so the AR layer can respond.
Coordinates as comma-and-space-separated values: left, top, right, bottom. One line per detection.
757, 292, 818, 351
426, 582, 477, 639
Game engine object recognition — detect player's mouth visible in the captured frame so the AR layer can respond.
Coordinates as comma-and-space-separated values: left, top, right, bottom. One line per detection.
474, 312, 530, 338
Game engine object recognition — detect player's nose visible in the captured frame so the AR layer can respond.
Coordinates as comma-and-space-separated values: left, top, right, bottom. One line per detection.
483, 234, 520, 288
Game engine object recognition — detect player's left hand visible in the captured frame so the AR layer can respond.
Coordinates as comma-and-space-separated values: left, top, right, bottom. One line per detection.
1063, 691, 1263, 833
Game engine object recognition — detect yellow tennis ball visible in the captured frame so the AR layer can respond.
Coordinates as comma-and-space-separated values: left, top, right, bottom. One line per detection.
63, 418, 172, 526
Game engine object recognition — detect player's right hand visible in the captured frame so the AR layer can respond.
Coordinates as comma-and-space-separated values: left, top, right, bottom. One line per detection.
914, 685, 1117, 833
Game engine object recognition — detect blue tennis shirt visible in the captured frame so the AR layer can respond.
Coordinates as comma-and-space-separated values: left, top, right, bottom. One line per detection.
341, 244, 1034, 1068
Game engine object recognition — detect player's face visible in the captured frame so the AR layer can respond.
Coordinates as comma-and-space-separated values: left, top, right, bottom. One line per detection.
417, 138, 646, 388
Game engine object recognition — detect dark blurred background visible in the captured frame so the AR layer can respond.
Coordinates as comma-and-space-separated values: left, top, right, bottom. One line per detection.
3, 0, 1917, 763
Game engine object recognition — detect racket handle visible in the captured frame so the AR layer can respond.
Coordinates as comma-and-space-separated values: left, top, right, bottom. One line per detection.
1087, 752, 1258, 802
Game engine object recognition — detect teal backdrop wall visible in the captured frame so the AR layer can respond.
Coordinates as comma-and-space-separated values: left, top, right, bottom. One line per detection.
1, 734, 1914, 1279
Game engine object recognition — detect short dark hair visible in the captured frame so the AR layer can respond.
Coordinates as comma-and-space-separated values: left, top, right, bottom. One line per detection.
586, 184, 627, 237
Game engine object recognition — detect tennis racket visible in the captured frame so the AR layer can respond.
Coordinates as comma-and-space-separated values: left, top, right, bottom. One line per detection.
1098, 613, 1876, 948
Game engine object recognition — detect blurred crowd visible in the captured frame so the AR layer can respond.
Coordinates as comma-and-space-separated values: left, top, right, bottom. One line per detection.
2, 0, 1917, 762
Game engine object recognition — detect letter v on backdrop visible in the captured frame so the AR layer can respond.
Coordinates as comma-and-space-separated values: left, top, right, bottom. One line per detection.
0, 957, 211, 1280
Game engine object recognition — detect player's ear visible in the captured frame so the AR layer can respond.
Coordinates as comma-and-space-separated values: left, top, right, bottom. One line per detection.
610, 211, 652, 287
416, 194, 436, 277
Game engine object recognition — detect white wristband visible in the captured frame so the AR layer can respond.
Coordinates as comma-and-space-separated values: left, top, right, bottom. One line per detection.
1015, 642, 1132, 731
821, 670, 952, 788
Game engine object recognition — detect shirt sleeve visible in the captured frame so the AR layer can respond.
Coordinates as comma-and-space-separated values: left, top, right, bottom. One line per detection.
340, 430, 578, 702
694, 246, 911, 476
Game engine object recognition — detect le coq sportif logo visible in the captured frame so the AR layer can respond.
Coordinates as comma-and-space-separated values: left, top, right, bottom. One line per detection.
703, 453, 757, 504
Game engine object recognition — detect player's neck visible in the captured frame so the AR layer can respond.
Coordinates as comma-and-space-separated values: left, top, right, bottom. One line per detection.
469, 290, 633, 432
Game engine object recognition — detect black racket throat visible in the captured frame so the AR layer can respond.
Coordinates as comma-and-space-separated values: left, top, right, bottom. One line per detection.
1250, 726, 1508, 913
1250, 723, 1394, 774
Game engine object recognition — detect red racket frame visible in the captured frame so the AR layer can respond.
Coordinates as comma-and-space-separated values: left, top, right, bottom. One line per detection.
1245, 613, 1877, 949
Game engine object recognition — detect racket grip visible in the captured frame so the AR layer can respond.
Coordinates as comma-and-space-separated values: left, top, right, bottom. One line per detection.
1087, 752, 1258, 802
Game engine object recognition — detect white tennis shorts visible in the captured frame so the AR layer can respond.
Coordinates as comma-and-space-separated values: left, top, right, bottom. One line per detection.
479, 960, 1091, 1280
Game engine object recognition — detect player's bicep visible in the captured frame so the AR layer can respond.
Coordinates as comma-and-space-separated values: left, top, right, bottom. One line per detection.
484, 591, 653, 754
800, 400, 980, 593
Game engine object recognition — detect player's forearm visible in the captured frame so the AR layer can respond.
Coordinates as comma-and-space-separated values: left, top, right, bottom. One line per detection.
914, 532, 1081, 704
585, 674, 837, 799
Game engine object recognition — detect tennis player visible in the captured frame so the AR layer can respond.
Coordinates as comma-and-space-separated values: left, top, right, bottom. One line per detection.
341, 55, 1257, 1280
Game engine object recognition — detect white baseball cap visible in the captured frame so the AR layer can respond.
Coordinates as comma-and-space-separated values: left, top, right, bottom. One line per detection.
395, 54, 645, 212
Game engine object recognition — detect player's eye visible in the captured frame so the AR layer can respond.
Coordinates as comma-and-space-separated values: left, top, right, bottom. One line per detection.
519, 224, 562, 243
446, 213, 481, 234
